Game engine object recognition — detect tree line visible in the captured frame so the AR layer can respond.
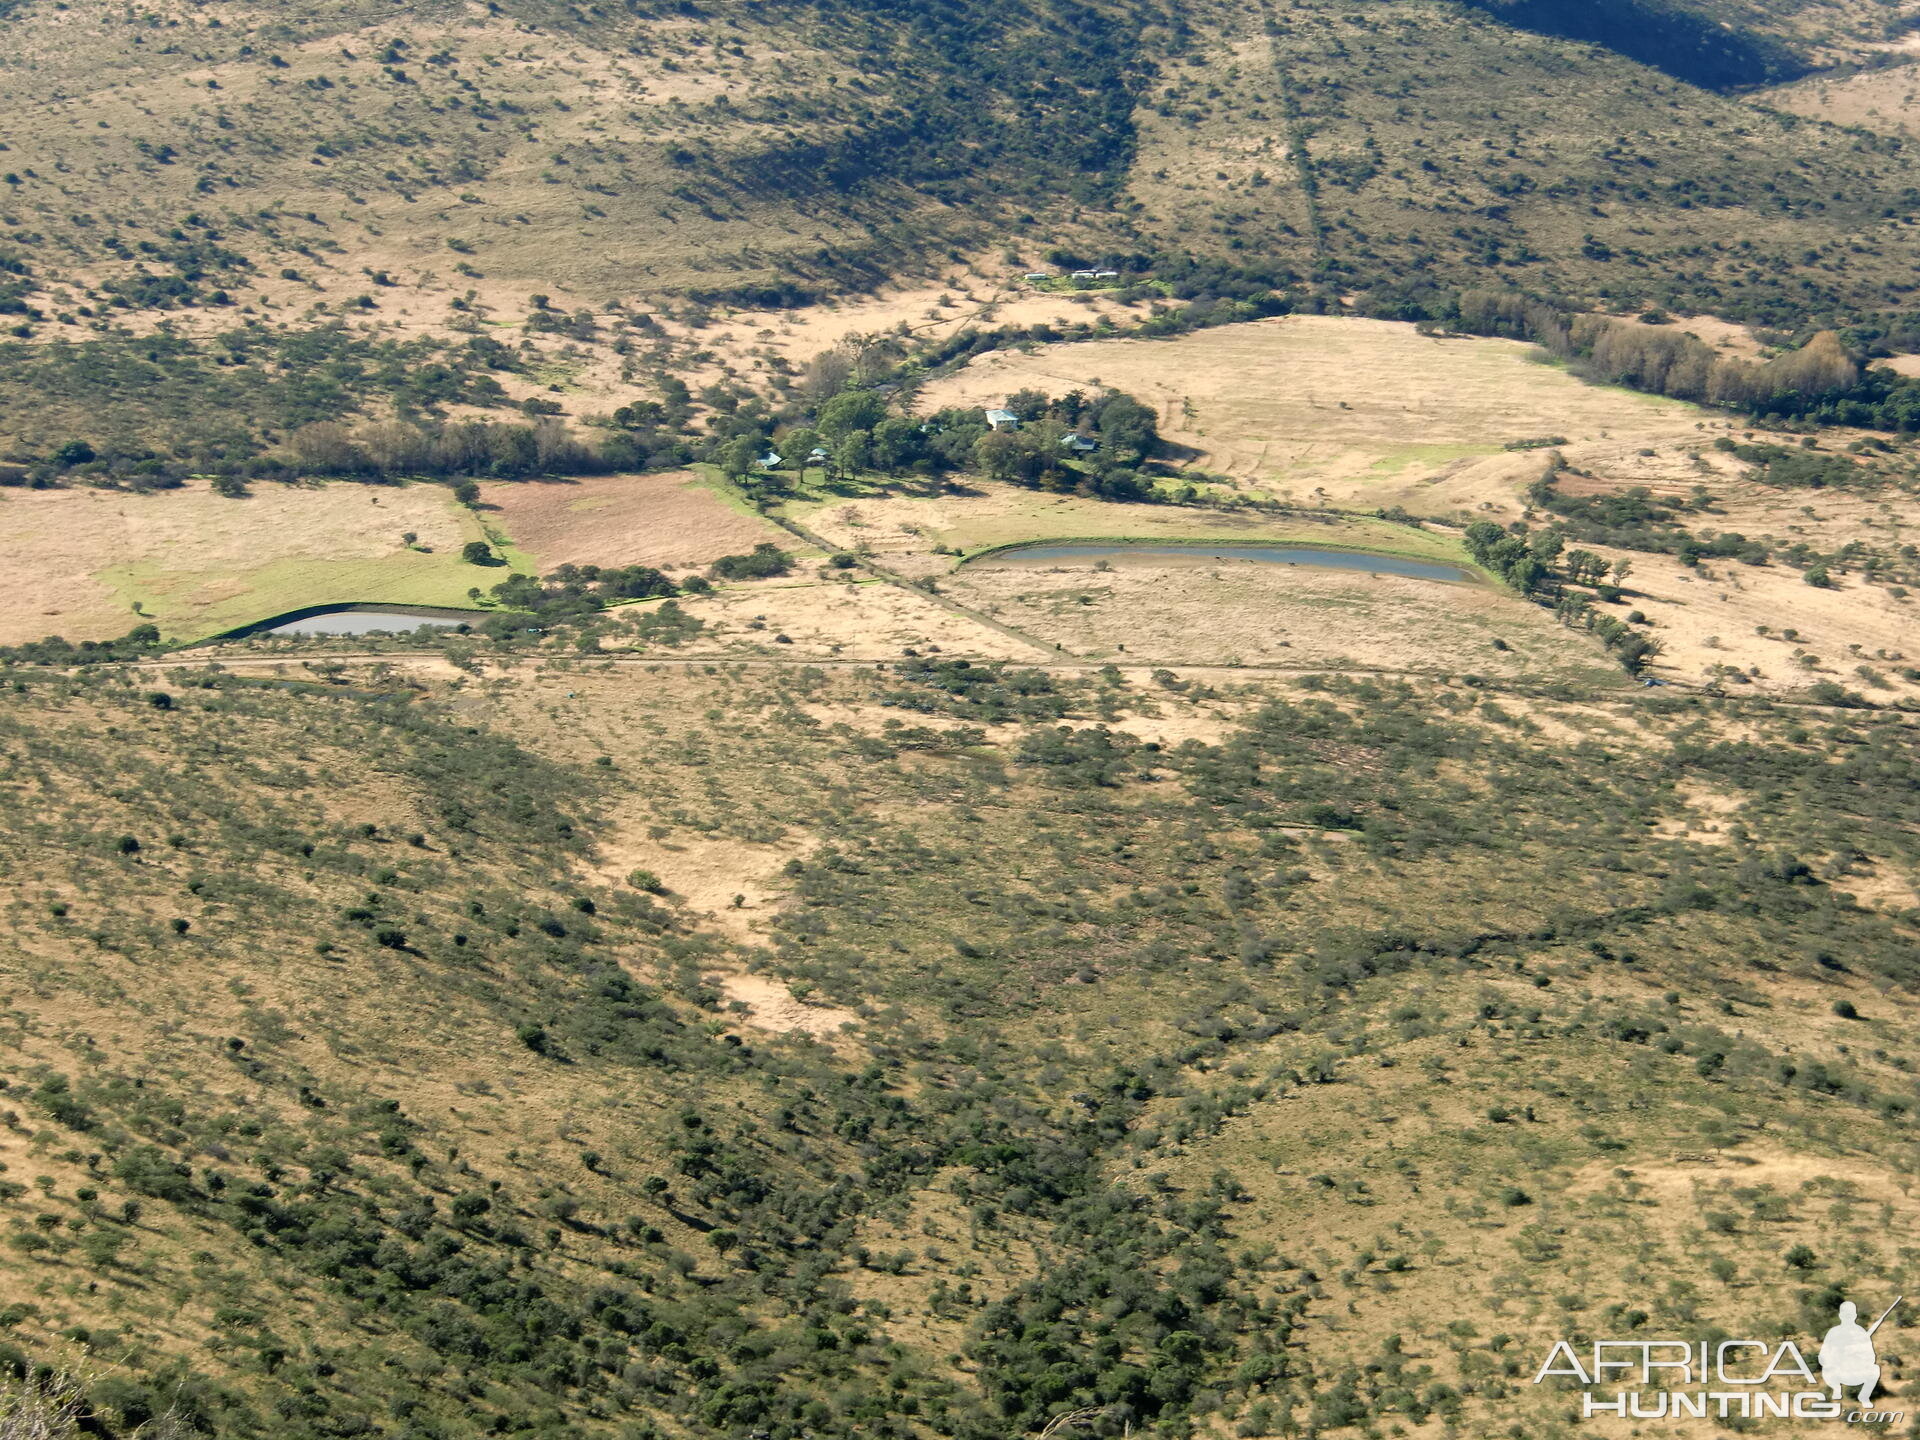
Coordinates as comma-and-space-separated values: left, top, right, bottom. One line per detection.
712, 381, 1166, 504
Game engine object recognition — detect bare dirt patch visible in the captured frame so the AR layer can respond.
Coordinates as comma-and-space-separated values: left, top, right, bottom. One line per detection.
587, 827, 811, 943
1563, 1149, 1899, 1209
719, 973, 859, 1038
1836, 863, 1920, 915
1652, 782, 1745, 844
479, 471, 788, 571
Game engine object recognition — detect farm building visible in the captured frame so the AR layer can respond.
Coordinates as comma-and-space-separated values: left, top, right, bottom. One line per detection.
984, 408, 1020, 431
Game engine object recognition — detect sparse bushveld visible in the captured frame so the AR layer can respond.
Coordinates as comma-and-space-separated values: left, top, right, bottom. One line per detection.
13, 0, 1920, 1436
3, 657, 1920, 1440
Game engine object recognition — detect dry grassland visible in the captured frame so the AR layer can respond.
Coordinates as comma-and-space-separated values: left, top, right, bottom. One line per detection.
1571, 541, 1920, 694
0, 478, 498, 644
787, 477, 1466, 578
1545, 452, 1920, 694
0, 1, 885, 306
913, 315, 1716, 518
632, 577, 1051, 661
477, 470, 788, 572
943, 551, 1621, 680
662, 271, 1154, 394
1157, 1050, 1920, 1440
1759, 63, 1920, 137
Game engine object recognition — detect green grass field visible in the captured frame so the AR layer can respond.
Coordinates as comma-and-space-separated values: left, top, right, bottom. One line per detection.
2, 479, 534, 646
101, 550, 512, 642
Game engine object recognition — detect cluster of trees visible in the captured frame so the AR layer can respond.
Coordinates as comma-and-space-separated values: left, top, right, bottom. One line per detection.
713, 379, 1164, 504
1714, 438, 1867, 489
1448, 289, 1861, 414
1463, 520, 1560, 596
716, 388, 932, 490
1552, 592, 1664, 673
2, 327, 523, 479
1464, 520, 1661, 671
458, 547, 790, 642
969, 389, 1162, 499
489, 562, 682, 610
1531, 476, 1769, 567
709, 543, 792, 581
277, 416, 683, 482
0, 623, 164, 666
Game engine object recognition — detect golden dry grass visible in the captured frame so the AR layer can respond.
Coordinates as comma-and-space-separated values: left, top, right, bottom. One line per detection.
787, 476, 1468, 577
912, 315, 1713, 515
657, 270, 1155, 396
943, 550, 1620, 679
477, 470, 789, 572
0, 478, 497, 644
629, 576, 1053, 661
1573, 541, 1920, 694
1759, 64, 1920, 138
1538, 450, 1920, 695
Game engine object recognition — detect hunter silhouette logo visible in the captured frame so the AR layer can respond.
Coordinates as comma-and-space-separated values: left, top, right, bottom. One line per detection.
1822, 1299, 1898, 1405
1532, 1296, 1904, 1424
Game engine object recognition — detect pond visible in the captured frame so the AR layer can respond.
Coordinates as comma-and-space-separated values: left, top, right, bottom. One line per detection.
248, 606, 483, 638
968, 541, 1478, 584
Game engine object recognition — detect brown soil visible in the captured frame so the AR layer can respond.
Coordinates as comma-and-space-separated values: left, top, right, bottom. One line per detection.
719, 974, 859, 1039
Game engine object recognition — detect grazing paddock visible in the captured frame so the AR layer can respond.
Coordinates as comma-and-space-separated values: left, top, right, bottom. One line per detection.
945, 549, 1617, 681
1, 479, 507, 645
478, 470, 791, 572
913, 315, 1716, 517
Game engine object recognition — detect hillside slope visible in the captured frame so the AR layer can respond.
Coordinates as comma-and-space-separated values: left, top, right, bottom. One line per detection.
0, 0, 1160, 308
5, 0, 1920, 469
1127, 0, 1920, 324
3, 655, 1920, 1438
1, 0, 1919, 343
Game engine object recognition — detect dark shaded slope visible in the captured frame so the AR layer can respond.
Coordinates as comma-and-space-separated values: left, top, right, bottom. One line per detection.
1458, 0, 1810, 90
